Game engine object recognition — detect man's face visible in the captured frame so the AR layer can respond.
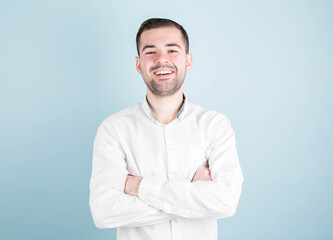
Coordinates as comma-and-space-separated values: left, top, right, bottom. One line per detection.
136, 27, 192, 97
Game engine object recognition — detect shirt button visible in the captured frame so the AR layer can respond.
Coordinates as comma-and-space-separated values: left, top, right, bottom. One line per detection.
170, 171, 176, 176
173, 218, 179, 223
145, 198, 150, 203
168, 147, 173, 152
171, 208, 176, 213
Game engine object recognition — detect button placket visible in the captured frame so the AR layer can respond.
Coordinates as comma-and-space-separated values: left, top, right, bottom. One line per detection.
164, 125, 176, 180
171, 216, 182, 240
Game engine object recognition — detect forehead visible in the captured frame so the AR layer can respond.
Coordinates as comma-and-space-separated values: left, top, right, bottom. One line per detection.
139, 27, 185, 49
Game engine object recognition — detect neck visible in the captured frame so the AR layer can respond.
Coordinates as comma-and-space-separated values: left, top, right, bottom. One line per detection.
146, 88, 184, 124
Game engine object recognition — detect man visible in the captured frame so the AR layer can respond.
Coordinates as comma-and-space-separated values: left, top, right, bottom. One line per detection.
89, 18, 243, 240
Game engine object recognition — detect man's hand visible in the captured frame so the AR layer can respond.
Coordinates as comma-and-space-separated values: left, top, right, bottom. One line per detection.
124, 175, 143, 196
191, 167, 212, 182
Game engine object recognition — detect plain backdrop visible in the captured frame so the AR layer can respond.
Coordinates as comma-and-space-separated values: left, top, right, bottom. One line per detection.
1, 0, 332, 239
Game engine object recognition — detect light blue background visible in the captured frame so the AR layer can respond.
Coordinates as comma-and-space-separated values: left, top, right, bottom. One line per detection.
1, 0, 332, 239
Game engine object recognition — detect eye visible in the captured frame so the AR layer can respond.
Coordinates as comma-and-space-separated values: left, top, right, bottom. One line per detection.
145, 51, 155, 55
169, 50, 177, 53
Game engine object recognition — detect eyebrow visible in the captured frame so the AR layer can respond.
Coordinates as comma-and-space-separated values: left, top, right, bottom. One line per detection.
166, 43, 182, 49
141, 43, 182, 53
141, 45, 155, 53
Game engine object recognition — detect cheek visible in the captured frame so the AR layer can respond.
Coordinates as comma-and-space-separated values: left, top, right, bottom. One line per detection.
174, 56, 187, 67
177, 61, 187, 72
140, 60, 151, 72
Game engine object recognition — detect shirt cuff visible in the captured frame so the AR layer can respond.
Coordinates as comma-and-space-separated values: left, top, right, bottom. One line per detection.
138, 175, 167, 208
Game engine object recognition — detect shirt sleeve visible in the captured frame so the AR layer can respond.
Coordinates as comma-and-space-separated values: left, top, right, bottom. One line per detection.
89, 122, 174, 229
138, 115, 244, 219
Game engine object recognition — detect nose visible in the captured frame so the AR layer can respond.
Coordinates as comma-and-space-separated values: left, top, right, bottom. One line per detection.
154, 52, 169, 64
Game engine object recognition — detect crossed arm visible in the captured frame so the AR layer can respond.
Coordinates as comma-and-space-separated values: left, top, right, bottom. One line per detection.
125, 166, 212, 196
89, 116, 243, 229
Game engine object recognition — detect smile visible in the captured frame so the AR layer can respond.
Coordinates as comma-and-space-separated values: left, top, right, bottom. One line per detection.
153, 69, 174, 77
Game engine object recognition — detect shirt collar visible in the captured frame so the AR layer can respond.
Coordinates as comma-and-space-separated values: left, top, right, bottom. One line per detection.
141, 93, 188, 122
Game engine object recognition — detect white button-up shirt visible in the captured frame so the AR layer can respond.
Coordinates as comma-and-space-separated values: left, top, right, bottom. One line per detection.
89, 96, 244, 240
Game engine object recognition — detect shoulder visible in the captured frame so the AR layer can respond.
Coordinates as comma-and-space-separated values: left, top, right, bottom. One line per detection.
186, 101, 231, 126
186, 102, 236, 148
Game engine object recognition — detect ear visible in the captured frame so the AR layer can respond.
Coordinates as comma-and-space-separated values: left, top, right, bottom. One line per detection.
186, 54, 193, 71
135, 57, 142, 74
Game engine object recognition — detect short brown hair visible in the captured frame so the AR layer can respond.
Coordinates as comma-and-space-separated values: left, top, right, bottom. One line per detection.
136, 18, 189, 56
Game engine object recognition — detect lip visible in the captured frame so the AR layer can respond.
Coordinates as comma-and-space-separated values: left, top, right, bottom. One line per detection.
152, 68, 175, 77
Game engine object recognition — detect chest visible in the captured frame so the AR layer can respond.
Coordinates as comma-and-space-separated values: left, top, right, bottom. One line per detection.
120, 122, 208, 180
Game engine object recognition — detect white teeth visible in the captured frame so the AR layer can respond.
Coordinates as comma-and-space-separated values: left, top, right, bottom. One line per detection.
155, 70, 172, 75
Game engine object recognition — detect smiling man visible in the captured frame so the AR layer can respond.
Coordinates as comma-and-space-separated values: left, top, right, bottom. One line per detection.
89, 18, 244, 240
136, 26, 191, 98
